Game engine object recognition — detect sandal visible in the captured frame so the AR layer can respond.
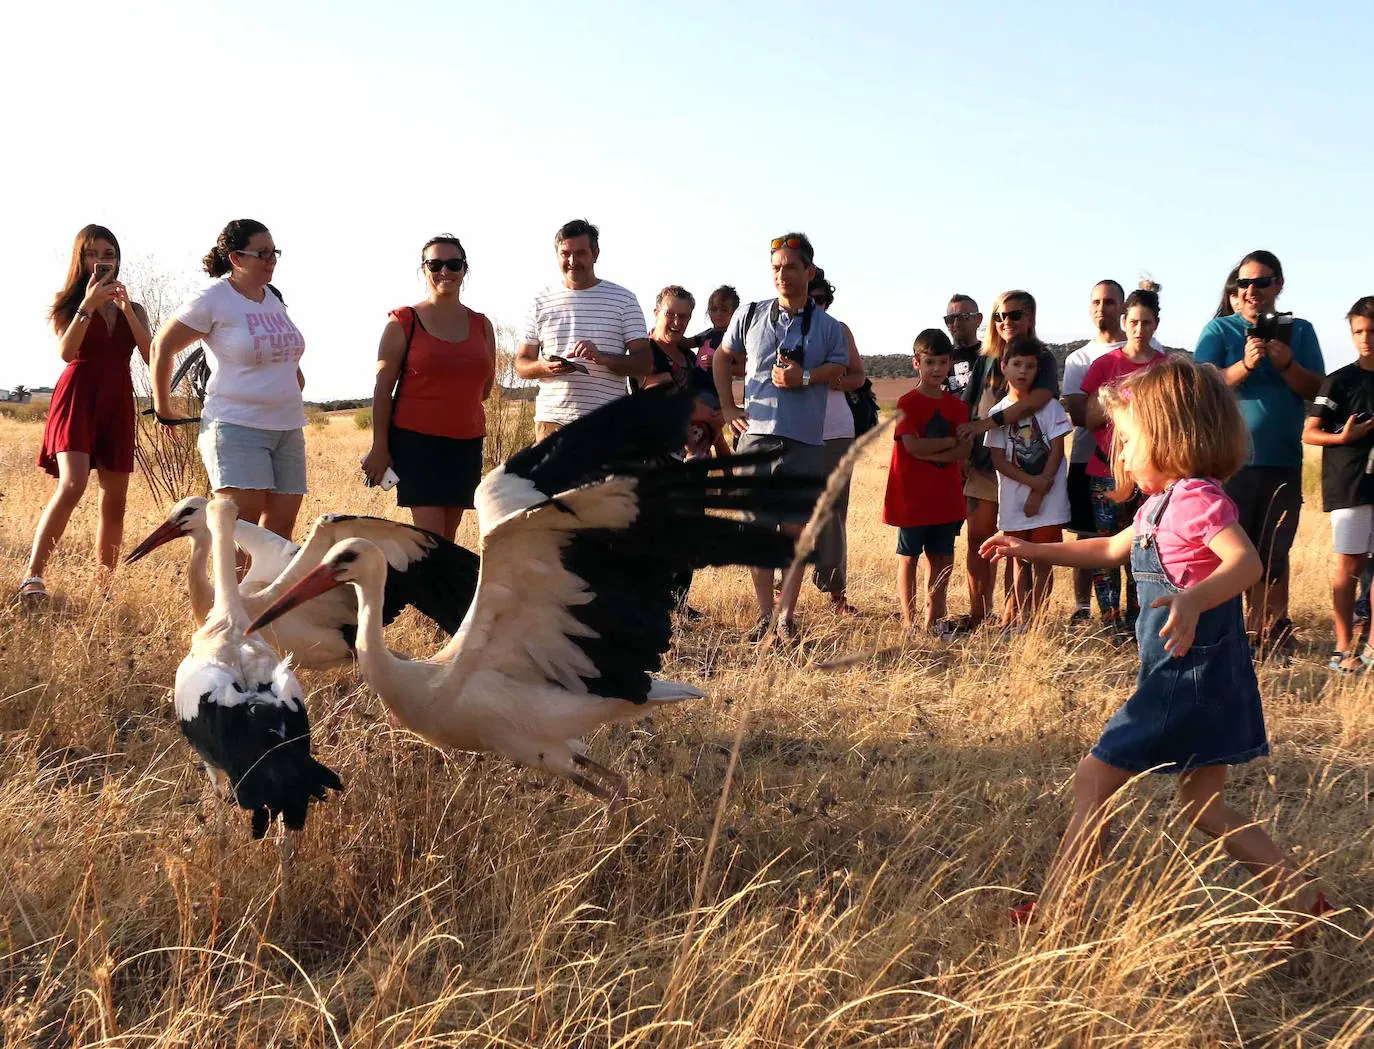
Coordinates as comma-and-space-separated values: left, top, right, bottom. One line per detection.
1327, 651, 1365, 674
15, 576, 48, 608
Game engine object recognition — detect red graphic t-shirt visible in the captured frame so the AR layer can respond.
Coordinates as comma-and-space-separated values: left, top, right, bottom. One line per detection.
884, 387, 969, 527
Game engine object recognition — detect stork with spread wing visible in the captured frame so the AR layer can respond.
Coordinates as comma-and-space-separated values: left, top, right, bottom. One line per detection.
249, 386, 820, 805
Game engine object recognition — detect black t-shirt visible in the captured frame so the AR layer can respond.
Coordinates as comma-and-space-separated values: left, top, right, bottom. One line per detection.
945, 343, 980, 395
1309, 362, 1374, 511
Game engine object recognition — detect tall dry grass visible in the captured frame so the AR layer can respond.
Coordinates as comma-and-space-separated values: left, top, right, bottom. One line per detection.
0, 415, 1370, 1047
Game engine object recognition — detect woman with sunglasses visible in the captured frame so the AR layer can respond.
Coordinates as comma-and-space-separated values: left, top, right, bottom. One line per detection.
954, 290, 1060, 633
362, 235, 495, 541
151, 219, 307, 539
17, 224, 153, 607
1195, 249, 1325, 654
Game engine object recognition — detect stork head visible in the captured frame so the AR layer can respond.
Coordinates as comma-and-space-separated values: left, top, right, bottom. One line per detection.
124, 496, 209, 563
247, 538, 384, 633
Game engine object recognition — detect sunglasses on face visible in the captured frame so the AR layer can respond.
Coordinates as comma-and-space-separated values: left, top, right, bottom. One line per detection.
232, 248, 282, 261
1235, 276, 1277, 290
944, 312, 978, 324
423, 258, 467, 273
993, 309, 1026, 323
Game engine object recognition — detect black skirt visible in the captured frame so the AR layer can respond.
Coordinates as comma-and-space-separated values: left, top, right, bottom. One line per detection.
389, 426, 484, 509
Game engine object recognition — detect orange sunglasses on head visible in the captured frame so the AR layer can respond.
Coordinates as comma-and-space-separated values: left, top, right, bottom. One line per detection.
770, 236, 806, 251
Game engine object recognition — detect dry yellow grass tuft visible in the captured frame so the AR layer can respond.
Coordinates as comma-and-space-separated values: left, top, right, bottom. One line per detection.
0, 416, 1370, 1046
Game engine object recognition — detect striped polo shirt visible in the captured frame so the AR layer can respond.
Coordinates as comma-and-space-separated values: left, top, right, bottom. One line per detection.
520, 279, 648, 425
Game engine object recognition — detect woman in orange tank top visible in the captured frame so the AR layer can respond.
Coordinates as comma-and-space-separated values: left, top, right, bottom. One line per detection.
363, 235, 496, 540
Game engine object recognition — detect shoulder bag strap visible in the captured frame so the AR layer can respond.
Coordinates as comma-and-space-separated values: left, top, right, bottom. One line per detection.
391, 307, 420, 408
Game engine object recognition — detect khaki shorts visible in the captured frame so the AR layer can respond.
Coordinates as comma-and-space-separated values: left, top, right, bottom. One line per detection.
962, 466, 998, 504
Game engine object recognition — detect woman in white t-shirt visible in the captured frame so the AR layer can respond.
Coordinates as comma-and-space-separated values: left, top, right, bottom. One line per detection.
808, 270, 867, 615
151, 219, 307, 538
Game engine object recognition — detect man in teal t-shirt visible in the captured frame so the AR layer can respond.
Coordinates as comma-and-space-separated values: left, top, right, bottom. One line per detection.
1194, 249, 1324, 654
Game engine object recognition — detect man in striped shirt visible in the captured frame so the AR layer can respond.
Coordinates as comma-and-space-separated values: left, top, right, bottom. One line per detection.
515, 218, 651, 440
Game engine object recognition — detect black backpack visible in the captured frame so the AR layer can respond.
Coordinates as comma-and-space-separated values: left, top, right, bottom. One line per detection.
845, 379, 880, 436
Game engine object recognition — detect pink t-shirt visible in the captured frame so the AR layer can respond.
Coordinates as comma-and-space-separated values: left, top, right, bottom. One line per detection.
1081, 349, 1167, 477
1135, 478, 1239, 588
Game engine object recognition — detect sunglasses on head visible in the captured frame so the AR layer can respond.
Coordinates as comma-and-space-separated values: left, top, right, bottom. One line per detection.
993, 309, 1026, 323
1235, 276, 1277, 290
423, 258, 467, 273
770, 236, 807, 251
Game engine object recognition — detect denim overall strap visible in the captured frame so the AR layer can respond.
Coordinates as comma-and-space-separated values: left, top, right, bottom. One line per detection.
1130, 485, 1178, 597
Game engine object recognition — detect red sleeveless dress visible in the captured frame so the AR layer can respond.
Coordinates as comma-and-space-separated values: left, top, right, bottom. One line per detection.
38, 310, 137, 476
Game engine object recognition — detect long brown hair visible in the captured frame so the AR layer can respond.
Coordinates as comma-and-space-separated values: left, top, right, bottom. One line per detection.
49, 224, 120, 332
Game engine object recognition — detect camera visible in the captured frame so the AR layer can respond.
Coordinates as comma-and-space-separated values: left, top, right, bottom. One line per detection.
1249, 311, 1293, 345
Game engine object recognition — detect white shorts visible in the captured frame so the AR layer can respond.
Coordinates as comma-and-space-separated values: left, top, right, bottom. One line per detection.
1330, 505, 1374, 556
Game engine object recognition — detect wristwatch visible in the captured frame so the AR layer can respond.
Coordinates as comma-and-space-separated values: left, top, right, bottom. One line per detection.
802, 369, 811, 387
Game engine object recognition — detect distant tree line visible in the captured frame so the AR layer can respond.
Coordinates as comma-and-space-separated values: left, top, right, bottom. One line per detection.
861, 340, 1186, 380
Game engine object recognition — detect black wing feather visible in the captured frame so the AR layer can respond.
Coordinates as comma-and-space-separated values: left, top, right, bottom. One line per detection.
502, 384, 695, 496
181, 692, 342, 838
556, 450, 821, 701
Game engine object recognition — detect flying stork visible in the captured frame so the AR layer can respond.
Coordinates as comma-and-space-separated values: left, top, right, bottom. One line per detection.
126, 498, 479, 668
248, 385, 821, 806
174, 495, 342, 838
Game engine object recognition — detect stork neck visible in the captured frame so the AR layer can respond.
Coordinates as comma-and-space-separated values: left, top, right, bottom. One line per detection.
188, 528, 213, 624
350, 574, 395, 679
209, 510, 243, 620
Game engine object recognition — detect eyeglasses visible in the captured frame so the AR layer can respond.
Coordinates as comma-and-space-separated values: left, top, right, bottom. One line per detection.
1235, 276, 1277, 290
423, 258, 467, 273
944, 312, 979, 324
993, 309, 1026, 323
232, 248, 282, 261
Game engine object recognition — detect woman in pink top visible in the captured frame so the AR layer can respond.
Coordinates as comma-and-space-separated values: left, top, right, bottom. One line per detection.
1081, 281, 1169, 629
984, 356, 1329, 928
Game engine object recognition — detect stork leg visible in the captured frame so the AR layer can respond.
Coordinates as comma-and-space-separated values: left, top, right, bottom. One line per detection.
571, 753, 629, 816
276, 823, 293, 922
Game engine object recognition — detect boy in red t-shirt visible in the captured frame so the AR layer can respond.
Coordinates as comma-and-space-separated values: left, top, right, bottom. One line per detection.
885, 329, 971, 631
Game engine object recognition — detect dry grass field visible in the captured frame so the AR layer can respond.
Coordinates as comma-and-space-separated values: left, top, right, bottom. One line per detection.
0, 409, 1371, 1047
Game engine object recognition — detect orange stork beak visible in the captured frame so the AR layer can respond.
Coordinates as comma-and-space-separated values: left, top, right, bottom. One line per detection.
247, 563, 342, 633
124, 518, 188, 563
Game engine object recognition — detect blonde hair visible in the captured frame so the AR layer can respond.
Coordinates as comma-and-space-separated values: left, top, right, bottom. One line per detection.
980, 289, 1038, 359
1100, 356, 1248, 492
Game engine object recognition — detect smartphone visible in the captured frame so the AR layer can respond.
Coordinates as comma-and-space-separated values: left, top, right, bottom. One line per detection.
1354, 412, 1372, 424
546, 354, 589, 374
94, 262, 114, 283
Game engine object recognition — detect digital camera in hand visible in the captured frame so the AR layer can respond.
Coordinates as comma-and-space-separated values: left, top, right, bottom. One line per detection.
1250, 311, 1293, 345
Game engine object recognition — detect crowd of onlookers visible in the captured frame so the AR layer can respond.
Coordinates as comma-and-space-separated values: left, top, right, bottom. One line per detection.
18, 218, 1367, 925
15, 220, 1374, 674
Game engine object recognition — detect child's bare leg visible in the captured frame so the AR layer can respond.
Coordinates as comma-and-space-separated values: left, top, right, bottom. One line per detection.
1042, 755, 1134, 907
1030, 563, 1055, 626
896, 555, 918, 630
1011, 558, 1034, 627
1177, 766, 1316, 908
1332, 552, 1362, 663
925, 553, 954, 631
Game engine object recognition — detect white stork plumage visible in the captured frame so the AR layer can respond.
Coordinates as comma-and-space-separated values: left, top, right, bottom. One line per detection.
248, 386, 821, 805
126, 498, 479, 668
174, 496, 342, 838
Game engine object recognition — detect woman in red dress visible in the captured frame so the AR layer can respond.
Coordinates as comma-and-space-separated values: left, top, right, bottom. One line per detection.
18, 225, 152, 605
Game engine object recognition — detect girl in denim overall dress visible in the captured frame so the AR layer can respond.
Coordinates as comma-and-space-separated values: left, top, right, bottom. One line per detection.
982, 356, 1330, 925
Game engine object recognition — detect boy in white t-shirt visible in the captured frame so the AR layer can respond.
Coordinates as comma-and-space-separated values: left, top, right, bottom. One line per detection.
984, 337, 1071, 630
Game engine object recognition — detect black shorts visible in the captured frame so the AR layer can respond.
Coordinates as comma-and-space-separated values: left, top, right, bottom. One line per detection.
1223, 465, 1303, 583
1066, 461, 1096, 535
897, 521, 963, 557
389, 426, 484, 509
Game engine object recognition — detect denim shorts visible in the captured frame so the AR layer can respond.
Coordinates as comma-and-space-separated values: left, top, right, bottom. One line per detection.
896, 521, 963, 557
198, 420, 308, 494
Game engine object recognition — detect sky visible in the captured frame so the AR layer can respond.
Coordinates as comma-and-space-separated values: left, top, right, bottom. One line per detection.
2, 0, 1371, 398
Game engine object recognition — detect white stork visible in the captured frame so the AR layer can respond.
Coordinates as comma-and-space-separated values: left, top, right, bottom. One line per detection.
174, 496, 342, 838
248, 386, 820, 805
126, 498, 479, 668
